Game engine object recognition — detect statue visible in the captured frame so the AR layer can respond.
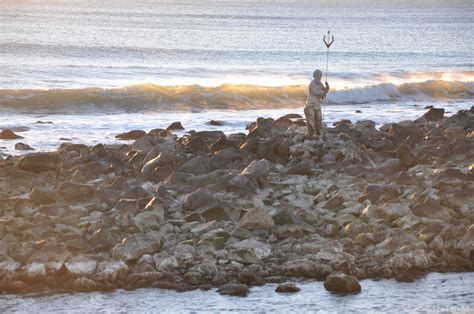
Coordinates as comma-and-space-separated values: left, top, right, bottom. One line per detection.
304, 69, 329, 138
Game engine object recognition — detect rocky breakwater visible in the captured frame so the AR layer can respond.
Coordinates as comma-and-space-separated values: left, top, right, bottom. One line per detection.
0, 107, 473, 296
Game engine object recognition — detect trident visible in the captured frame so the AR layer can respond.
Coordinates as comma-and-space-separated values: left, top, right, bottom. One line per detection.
323, 30, 335, 82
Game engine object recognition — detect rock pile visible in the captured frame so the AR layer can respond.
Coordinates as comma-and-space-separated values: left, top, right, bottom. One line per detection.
0, 106, 473, 296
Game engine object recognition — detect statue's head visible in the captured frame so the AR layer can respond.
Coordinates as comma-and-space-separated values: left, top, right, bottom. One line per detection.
313, 69, 322, 80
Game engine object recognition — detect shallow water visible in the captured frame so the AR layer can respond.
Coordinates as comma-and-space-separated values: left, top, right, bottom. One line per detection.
0, 101, 471, 156
1, 273, 473, 313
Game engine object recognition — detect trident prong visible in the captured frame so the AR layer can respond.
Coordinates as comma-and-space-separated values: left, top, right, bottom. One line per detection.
323, 30, 334, 48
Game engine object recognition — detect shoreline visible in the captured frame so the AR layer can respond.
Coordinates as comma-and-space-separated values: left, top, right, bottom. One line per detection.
0, 106, 473, 296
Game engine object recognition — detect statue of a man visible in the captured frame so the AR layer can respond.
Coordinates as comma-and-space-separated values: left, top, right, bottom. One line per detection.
304, 69, 329, 138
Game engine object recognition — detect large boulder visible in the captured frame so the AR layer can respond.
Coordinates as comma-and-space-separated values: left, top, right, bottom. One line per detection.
237, 208, 275, 231
324, 272, 361, 294
18, 152, 61, 173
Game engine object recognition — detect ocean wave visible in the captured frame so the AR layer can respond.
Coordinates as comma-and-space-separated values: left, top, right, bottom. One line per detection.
0, 80, 472, 113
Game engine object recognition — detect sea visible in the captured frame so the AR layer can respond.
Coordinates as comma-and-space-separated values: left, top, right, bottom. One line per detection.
0, 0, 473, 155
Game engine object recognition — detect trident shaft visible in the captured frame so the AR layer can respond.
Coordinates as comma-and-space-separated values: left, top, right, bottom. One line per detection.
323, 30, 334, 82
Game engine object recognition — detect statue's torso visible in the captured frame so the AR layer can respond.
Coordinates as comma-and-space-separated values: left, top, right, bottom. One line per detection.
306, 79, 324, 106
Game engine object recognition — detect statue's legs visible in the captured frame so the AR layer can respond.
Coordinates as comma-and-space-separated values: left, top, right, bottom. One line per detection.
314, 105, 323, 136
304, 105, 315, 136
304, 104, 323, 137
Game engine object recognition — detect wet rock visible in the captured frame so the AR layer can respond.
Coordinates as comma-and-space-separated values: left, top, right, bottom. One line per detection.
0, 281, 32, 294
275, 283, 301, 293
237, 208, 275, 231
18, 152, 61, 173
324, 272, 361, 294
167, 122, 184, 131
0, 129, 24, 139
208, 120, 224, 126
65, 256, 97, 277
115, 130, 146, 140
15, 142, 34, 151
217, 283, 249, 297
96, 260, 129, 282
73, 277, 98, 291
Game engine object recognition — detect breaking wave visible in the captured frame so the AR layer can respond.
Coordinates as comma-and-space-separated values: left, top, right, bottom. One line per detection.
0, 80, 472, 113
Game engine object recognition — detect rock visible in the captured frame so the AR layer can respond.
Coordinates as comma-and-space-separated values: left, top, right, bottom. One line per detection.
29, 187, 56, 205
0, 129, 24, 139
15, 142, 34, 150
217, 283, 249, 297
228, 174, 257, 194
115, 130, 146, 140
58, 182, 95, 204
411, 199, 450, 220
179, 156, 210, 175
241, 159, 270, 180
272, 207, 300, 225
65, 256, 97, 277
237, 208, 275, 231
358, 184, 400, 205
0, 281, 31, 294
18, 152, 61, 173
275, 283, 300, 293
394, 144, 416, 168
456, 224, 474, 250
325, 194, 345, 211
167, 121, 184, 130
286, 160, 312, 175
324, 272, 361, 294
96, 260, 129, 281
208, 120, 224, 126
418, 108, 444, 122
183, 188, 215, 211
231, 239, 272, 260
73, 277, 98, 291
112, 234, 158, 262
